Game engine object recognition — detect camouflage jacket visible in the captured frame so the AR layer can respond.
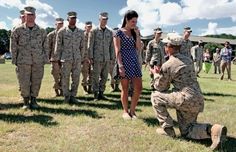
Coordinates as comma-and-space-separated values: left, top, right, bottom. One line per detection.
191, 45, 203, 62
180, 39, 193, 59
83, 31, 90, 60
54, 26, 84, 62
88, 27, 114, 62
153, 53, 204, 112
10, 23, 48, 65
47, 29, 59, 61
145, 39, 165, 66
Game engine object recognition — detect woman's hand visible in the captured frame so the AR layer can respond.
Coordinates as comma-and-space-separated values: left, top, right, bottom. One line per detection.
119, 66, 125, 77
134, 26, 140, 36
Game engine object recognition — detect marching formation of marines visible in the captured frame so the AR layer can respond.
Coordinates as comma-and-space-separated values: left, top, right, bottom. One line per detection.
9, 6, 230, 150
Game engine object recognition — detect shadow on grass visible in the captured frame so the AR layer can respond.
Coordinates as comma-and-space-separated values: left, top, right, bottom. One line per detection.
38, 106, 102, 119
0, 103, 22, 110
142, 117, 179, 127
204, 97, 215, 102
181, 136, 236, 152
203, 92, 236, 98
0, 113, 58, 126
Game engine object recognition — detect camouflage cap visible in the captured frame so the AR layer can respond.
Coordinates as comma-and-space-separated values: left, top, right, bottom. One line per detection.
162, 32, 183, 46
24, 6, 36, 14
56, 18, 64, 23
154, 27, 162, 34
85, 21, 92, 26
20, 10, 25, 16
99, 12, 108, 19
184, 26, 192, 32
67, 11, 77, 18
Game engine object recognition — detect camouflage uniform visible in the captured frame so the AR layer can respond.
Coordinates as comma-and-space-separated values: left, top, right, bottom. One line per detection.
47, 29, 62, 93
10, 23, 47, 101
151, 53, 211, 139
54, 26, 84, 98
191, 45, 203, 75
180, 39, 193, 59
88, 26, 114, 95
81, 29, 92, 87
146, 39, 165, 89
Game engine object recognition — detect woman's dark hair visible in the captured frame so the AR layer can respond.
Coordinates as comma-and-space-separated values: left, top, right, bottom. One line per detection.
121, 10, 138, 41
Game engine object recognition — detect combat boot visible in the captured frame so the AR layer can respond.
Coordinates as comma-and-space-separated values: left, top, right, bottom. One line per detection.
210, 124, 227, 150
22, 97, 30, 110
30, 97, 39, 109
83, 86, 88, 93
59, 89, 63, 96
114, 84, 121, 92
99, 91, 107, 100
87, 85, 92, 94
156, 127, 176, 138
64, 96, 70, 103
70, 96, 80, 104
55, 89, 60, 96
94, 92, 99, 101
110, 84, 115, 90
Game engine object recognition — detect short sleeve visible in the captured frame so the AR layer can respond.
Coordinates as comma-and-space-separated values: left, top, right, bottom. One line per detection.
114, 29, 122, 38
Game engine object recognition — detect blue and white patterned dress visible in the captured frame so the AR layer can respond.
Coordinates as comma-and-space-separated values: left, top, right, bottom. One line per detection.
115, 29, 142, 79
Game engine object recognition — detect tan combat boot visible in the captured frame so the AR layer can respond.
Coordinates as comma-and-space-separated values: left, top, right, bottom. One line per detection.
210, 124, 227, 150
156, 127, 176, 138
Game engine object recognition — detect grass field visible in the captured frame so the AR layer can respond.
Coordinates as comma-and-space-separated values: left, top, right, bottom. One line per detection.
0, 60, 236, 152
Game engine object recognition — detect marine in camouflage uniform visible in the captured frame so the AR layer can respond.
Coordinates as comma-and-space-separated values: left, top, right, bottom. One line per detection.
109, 27, 120, 92
47, 18, 64, 96
13, 10, 25, 100
151, 32, 227, 151
180, 27, 193, 59
54, 11, 84, 104
145, 27, 165, 90
191, 40, 204, 76
81, 21, 93, 94
88, 12, 114, 100
10, 6, 48, 109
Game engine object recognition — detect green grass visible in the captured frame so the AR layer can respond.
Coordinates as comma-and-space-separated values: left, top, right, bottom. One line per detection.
0, 60, 236, 152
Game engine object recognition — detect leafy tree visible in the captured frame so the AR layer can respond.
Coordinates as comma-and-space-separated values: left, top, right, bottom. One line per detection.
0, 29, 10, 54
205, 33, 236, 39
45, 27, 55, 34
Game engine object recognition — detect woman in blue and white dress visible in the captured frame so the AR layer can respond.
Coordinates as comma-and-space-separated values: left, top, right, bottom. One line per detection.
113, 10, 142, 120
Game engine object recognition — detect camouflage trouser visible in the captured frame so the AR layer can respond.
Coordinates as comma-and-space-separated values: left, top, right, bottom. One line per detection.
220, 60, 231, 79
16, 64, 44, 98
194, 61, 202, 75
51, 62, 62, 89
109, 60, 119, 85
61, 60, 81, 97
81, 59, 92, 87
93, 61, 109, 92
151, 91, 210, 139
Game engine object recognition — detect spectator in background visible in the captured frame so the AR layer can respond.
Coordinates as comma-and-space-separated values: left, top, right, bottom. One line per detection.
213, 48, 221, 74
191, 40, 204, 77
220, 41, 232, 80
202, 49, 211, 73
